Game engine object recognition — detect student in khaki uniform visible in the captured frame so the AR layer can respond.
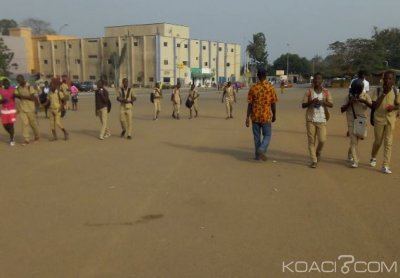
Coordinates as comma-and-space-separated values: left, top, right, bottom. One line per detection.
370, 70, 399, 174
222, 81, 236, 119
95, 80, 111, 140
60, 79, 70, 110
172, 83, 182, 119
15, 74, 40, 145
341, 79, 372, 168
45, 79, 69, 141
302, 73, 333, 168
117, 78, 136, 139
187, 84, 199, 119
153, 83, 162, 120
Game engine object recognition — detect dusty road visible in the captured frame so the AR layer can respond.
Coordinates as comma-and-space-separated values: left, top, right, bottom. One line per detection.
1, 86, 400, 277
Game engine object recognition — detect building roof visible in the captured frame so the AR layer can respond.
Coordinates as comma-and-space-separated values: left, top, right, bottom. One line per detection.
104, 22, 189, 29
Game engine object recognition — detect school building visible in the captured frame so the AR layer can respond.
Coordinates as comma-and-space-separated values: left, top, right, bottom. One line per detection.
8, 23, 241, 87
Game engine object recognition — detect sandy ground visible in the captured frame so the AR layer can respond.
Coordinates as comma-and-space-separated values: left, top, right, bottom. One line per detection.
1, 86, 400, 278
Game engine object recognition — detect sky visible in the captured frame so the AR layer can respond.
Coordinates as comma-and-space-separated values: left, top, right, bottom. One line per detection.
2, 0, 400, 63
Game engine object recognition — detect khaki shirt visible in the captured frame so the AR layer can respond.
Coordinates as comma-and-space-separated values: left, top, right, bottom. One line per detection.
302, 88, 333, 122
343, 92, 372, 126
188, 89, 199, 103
16, 85, 37, 113
48, 90, 65, 111
372, 88, 399, 126
117, 87, 135, 109
173, 88, 181, 103
224, 86, 235, 100
154, 88, 162, 101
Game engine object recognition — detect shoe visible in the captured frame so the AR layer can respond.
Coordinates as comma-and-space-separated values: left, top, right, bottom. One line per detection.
348, 157, 354, 163
257, 149, 267, 161
225, 117, 230, 120
63, 130, 69, 141
104, 133, 111, 138
99, 136, 104, 140
370, 158, 377, 167
21, 140, 30, 146
127, 136, 132, 140
351, 162, 358, 168
120, 130, 126, 137
230, 115, 233, 118
310, 162, 317, 168
381, 166, 392, 174
9, 141, 15, 147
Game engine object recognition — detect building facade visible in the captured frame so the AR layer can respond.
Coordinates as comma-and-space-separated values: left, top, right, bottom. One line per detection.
13, 23, 241, 87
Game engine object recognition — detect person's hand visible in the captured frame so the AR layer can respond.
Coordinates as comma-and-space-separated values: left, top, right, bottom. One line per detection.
387, 104, 394, 112
272, 114, 276, 122
245, 118, 250, 127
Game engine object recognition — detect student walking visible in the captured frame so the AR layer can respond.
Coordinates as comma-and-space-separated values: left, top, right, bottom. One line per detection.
187, 84, 199, 119
302, 73, 333, 168
15, 74, 40, 145
95, 80, 111, 140
117, 78, 136, 139
245, 69, 277, 161
70, 84, 79, 111
153, 83, 162, 120
0, 79, 17, 146
341, 79, 372, 168
172, 83, 182, 120
39, 81, 50, 118
222, 81, 236, 119
370, 70, 399, 174
46, 79, 69, 141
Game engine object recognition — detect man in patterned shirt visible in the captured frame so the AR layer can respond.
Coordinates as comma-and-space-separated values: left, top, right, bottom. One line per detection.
245, 69, 278, 161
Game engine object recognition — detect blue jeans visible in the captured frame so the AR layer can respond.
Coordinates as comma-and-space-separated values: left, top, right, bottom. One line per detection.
252, 122, 272, 159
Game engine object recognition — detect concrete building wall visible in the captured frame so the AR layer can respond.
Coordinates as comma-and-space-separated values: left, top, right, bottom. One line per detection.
0, 35, 28, 75
8, 27, 34, 74
105, 23, 189, 39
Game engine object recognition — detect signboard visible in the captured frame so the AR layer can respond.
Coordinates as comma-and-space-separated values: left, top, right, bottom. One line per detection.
177, 63, 184, 69
276, 70, 285, 76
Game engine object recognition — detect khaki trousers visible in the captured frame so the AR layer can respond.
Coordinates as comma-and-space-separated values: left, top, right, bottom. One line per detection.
154, 99, 161, 119
173, 103, 180, 115
120, 107, 133, 136
225, 98, 233, 117
20, 111, 39, 141
98, 107, 110, 137
371, 123, 394, 167
347, 125, 361, 163
306, 121, 327, 163
50, 109, 64, 131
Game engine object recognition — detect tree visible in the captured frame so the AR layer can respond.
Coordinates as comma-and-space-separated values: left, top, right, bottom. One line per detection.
0, 38, 14, 76
246, 33, 268, 71
0, 19, 18, 35
20, 18, 56, 35
272, 53, 311, 75
373, 27, 400, 69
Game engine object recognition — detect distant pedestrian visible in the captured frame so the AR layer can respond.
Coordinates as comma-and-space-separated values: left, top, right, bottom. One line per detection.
15, 74, 40, 145
117, 78, 136, 139
172, 83, 182, 119
245, 69, 277, 161
70, 84, 79, 111
95, 80, 111, 140
302, 72, 333, 168
187, 84, 199, 119
350, 70, 370, 95
60, 79, 70, 110
222, 81, 236, 119
280, 80, 285, 94
341, 78, 372, 168
370, 70, 399, 174
0, 79, 17, 146
39, 81, 50, 118
153, 82, 162, 120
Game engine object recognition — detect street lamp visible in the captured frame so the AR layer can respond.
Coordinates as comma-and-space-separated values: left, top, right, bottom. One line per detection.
286, 43, 290, 82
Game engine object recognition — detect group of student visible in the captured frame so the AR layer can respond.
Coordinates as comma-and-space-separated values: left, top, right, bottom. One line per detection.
247, 69, 399, 174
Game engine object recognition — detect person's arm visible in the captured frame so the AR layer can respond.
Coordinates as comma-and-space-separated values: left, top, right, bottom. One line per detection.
323, 92, 333, 108
233, 90, 237, 103
372, 89, 386, 110
357, 97, 372, 109
221, 89, 226, 103
116, 88, 123, 103
302, 91, 315, 109
341, 96, 353, 113
245, 103, 252, 127
271, 103, 276, 122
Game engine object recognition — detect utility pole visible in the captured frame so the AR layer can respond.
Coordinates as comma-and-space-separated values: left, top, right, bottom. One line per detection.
286, 43, 290, 81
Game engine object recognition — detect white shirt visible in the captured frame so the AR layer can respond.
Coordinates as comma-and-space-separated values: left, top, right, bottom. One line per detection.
312, 91, 326, 123
350, 78, 370, 93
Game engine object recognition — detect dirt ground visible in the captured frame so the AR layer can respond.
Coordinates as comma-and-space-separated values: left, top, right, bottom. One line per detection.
1, 86, 400, 278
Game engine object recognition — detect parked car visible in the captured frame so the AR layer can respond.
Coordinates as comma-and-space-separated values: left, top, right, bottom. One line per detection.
78, 81, 96, 92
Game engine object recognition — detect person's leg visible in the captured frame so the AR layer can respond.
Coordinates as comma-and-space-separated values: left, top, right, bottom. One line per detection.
315, 123, 327, 160
99, 108, 107, 138
28, 112, 39, 141
349, 127, 359, 166
259, 123, 272, 153
252, 122, 261, 160
306, 121, 318, 163
154, 101, 158, 119
371, 124, 385, 160
225, 99, 230, 118
189, 108, 193, 119
382, 124, 394, 168
49, 110, 57, 141
3, 123, 15, 143
194, 102, 198, 117
120, 107, 127, 136
126, 108, 133, 137
20, 112, 30, 143
229, 101, 233, 118
176, 103, 180, 119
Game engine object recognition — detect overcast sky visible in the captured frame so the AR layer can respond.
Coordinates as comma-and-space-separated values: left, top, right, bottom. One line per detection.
2, 0, 399, 62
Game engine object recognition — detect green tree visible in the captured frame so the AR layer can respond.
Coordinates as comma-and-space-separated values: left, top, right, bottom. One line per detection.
0, 38, 14, 76
20, 18, 56, 35
246, 33, 268, 71
0, 19, 18, 35
272, 53, 311, 75
373, 27, 400, 69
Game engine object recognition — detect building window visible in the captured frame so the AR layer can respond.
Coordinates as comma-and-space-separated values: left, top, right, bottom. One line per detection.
196, 41, 198, 44
182, 61, 188, 66
75, 59, 81, 64
177, 43, 181, 48
184, 44, 188, 48
89, 76, 96, 80
116, 42, 119, 47
44, 59, 48, 64
88, 39, 98, 43
219, 47, 222, 51
203, 46, 206, 50
213, 58, 216, 61
196, 57, 199, 61
88, 55, 98, 59
164, 60, 168, 65
164, 42, 168, 47
231, 48, 234, 52
213, 43, 216, 46
54, 45, 58, 49
40, 45, 44, 50
204, 62, 208, 66
149, 77, 154, 82
134, 42, 138, 46
72, 75, 79, 79
55, 59, 60, 64
137, 77, 142, 82
226, 63, 230, 67
68, 44, 72, 48
107, 59, 112, 64
103, 42, 108, 47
